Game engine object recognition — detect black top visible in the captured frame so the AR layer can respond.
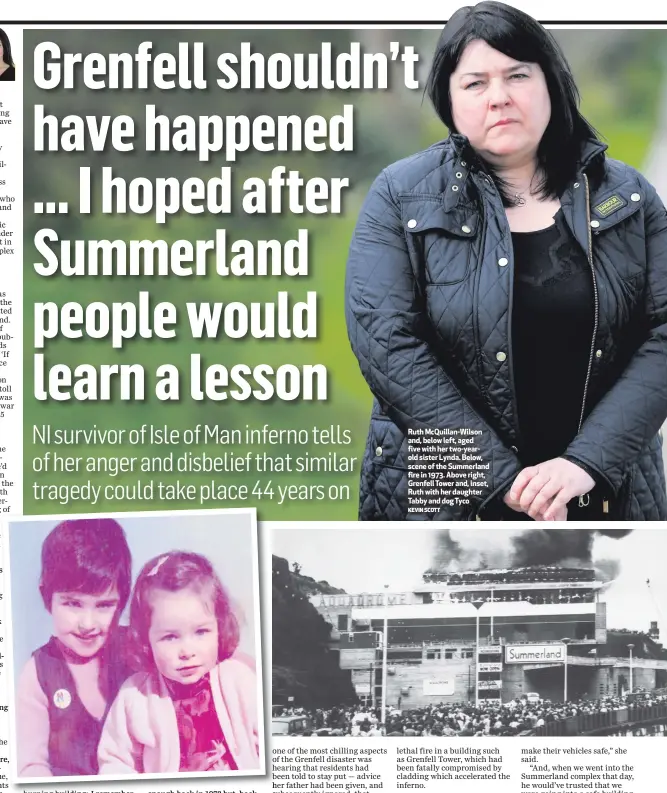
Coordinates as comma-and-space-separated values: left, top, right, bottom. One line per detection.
0, 65, 15, 81
33, 632, 132, 776
511, 209, 593, 465
502, 210, 605, 521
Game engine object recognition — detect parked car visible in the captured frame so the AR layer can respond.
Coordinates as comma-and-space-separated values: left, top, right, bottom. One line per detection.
272, 715, 314, 736
522, 692, 541, 705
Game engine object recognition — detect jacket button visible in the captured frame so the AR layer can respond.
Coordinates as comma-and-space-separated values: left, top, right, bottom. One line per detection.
595, 349, 602, 358
407, 219, 417, 229
510, 445, 519, 454
462, 225, 471, 233
590, 220, 600, 228
496, 351, 507, 362
631, 192, 641, 202
498, 257, 508, 267
456, 172, 463, 178
375, 446, 383, 457
574, 182, 580, 188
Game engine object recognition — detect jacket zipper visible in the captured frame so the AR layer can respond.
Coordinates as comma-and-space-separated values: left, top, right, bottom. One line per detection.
577, 174, 608, 513
474, 174, 521, 521
476, 176, 522, 437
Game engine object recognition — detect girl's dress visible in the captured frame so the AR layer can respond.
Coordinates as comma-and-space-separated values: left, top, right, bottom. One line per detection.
98, 657, 259, 774
165, 675, 238, 771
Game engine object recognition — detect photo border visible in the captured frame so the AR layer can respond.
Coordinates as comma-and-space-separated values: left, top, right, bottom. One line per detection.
2, 506, 266, 784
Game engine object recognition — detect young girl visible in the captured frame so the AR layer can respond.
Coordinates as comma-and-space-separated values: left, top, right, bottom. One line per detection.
97, 551, 259, 774
16, 518, 133, 777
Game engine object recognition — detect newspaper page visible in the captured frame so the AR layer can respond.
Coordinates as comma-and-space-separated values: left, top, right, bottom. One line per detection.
0, 3, 666, 793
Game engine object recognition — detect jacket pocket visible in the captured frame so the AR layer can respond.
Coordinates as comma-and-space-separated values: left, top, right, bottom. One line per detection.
415, 232, 472, 285
359, 415, 409, 520
367, 415, 408, 472
403, 200, 476, 286
614, 466, 635, 519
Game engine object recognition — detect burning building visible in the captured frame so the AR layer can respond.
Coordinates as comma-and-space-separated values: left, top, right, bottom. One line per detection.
309, 530, 667, 709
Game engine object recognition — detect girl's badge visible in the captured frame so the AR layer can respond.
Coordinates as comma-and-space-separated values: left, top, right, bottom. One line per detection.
53, 688, 72, 709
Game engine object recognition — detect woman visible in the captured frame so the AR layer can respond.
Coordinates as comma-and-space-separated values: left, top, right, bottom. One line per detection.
0, 29, 15, 81
345, 1, 667, 521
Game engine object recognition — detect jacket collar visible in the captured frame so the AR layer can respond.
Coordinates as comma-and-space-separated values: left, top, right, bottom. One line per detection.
578, 136, 608, 170
447, 132, 609, 174
400, 133, 614, 241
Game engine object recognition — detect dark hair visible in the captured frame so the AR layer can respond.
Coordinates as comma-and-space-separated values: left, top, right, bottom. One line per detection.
39, 518, 132, 612
129, 550, 239, 672
426, 1, 599, 204
0, 29, 13, 67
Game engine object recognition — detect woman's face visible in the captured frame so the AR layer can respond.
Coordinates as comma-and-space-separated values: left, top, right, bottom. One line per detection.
449, 39, 551, 167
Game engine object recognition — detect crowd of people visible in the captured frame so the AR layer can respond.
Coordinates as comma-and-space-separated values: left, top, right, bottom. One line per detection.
274, 689, 667, 737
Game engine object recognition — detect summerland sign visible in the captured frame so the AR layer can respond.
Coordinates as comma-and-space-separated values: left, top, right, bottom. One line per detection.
505, 643, 567, 664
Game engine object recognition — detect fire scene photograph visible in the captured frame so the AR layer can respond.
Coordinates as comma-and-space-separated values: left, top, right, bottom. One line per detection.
272, 527, 667, 737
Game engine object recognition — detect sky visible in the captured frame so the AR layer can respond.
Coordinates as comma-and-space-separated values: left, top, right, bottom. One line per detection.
271, 524, 667, 634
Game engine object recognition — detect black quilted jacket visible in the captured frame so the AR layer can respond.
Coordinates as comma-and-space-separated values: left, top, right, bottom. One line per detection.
345, 134, 667, 521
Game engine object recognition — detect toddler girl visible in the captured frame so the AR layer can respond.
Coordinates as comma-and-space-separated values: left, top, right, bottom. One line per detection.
98, 551, 259, 774
16, 518, 133, 777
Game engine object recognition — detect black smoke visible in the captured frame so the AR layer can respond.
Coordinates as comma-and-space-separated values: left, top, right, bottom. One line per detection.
511, 528, 632, 567
430, 529, 508, 572
431, 530, 463, 569
430, 528, 632, 575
